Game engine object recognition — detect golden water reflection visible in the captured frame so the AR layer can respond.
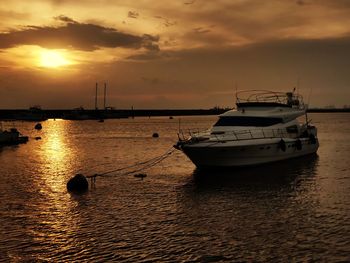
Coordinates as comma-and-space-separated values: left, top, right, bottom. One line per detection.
38, 119, 75, 194
22, 119, 84, 256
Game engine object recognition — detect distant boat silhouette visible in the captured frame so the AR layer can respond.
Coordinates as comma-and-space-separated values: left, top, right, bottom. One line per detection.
11, 106, 48, 121
0, 126, 28, 145
63, 107, 90, 120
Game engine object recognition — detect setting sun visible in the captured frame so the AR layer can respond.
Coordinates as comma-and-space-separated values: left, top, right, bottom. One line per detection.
40, 50, 70, 68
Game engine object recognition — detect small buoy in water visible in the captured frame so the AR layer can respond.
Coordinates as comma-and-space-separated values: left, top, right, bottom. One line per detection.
98, 119, 104, 123
34, 123, 42, 130
35, 136, 41, 140
134, 173, 147, 179
169, 116, 173, 119
67, 174, 89, 193
152, 132, 159, 138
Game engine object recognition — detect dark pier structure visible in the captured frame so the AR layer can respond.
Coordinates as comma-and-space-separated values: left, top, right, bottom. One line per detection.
0, 108, 229, 121
0, 108, 348, 121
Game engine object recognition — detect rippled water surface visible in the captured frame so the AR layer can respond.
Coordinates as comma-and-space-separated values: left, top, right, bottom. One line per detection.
0, 113, 349, 262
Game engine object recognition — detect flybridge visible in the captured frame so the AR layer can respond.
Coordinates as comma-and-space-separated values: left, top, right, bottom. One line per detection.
236, 90, 305, 109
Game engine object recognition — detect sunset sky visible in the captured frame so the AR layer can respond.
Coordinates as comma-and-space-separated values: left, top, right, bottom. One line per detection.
0, 0, 349, 109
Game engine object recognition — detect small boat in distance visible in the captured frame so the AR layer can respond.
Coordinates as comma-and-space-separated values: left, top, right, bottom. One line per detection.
11, 106, 48, 121
175, 90, 319, 168
63, 107, 91, 120
0, 127, 29, 146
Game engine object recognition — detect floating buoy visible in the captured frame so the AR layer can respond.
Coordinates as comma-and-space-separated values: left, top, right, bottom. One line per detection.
169, 116, 173, 119
35, 136, 41, 140
98, 119, 104, 123
67, 174, 89, 193
134, 173, 147, 179
152, 133, 159, 138
34, 123, 42, 130
278, 139, 286, 152
296, 139, 302, 150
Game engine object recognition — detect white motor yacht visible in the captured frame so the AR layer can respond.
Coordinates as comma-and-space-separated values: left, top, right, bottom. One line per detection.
175, 90, 319, 168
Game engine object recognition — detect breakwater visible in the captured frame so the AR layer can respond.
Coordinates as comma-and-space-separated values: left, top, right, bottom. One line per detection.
0, 108, 348, 121
0, 108, 228, 120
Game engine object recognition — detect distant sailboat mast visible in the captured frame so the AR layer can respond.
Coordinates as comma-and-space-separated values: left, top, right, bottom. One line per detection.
95, 82, 98, 110
104, 82, 107, 110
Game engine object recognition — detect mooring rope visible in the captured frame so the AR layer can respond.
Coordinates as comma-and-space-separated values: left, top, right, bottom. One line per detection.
86, 146, 176, 179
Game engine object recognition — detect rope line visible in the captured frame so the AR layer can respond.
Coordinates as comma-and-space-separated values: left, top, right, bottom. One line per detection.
86, 146, 176, 178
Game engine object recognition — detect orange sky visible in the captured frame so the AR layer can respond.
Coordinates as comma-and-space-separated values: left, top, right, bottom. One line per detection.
0, 0, 349, 109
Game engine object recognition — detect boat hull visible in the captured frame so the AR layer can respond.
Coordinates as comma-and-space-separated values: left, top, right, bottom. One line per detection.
180, 138, 319, 168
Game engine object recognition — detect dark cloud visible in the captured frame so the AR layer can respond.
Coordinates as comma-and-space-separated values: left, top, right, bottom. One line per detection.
141, 34, 160, 51
193, 27, 211, 34
184, 0, 196, 5
0, 16, 159, 51
54, 15, 77, 23
126, 50, 171, 61
154, 16, 176, 27
128, 11, 139, 19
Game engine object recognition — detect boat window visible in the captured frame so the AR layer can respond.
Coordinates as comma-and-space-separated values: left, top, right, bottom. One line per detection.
286, 125, 298, 133
214, 116, 283, 127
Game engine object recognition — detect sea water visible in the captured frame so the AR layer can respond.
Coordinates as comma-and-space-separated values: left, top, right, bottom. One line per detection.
0, 113, 349, 261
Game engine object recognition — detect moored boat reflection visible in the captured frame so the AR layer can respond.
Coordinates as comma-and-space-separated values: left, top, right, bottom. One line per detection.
188, 154, 319, 192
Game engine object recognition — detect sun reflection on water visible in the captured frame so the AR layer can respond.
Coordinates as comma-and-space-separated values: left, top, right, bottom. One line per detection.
18, 119, 87, 259
38, 119, 75, 193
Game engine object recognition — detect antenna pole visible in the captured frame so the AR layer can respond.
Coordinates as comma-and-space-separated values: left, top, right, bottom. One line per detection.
305, 86, 313, 127
104, 82, 107, 110
235, 81, 238, 107
95, 83, 98, 110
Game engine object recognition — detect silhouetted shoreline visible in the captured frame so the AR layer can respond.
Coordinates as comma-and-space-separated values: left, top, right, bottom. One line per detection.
0, 108, 349, 120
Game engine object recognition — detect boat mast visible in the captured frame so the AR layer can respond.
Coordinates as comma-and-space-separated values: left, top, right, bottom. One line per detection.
104, 82, 107, 110
235, 81, 238, 108
305, 86, 313, 127
95, 82, 98, 110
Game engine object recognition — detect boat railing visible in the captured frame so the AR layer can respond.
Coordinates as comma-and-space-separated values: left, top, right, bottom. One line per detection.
236, 90, 304, 109
178, 128, 211, 141
178, 127, 300, 142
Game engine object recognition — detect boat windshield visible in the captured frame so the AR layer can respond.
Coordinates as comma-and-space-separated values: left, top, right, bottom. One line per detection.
214, 116, 283, 127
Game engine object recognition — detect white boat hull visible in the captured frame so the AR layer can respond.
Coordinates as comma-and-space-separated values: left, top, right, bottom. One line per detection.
180, 138, 319, 168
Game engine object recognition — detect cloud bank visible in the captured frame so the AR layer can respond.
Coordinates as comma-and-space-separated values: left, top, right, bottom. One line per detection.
0, 15, 159, 51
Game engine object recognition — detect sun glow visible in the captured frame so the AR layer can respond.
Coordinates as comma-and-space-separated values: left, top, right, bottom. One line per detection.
40, 50, 71, 68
